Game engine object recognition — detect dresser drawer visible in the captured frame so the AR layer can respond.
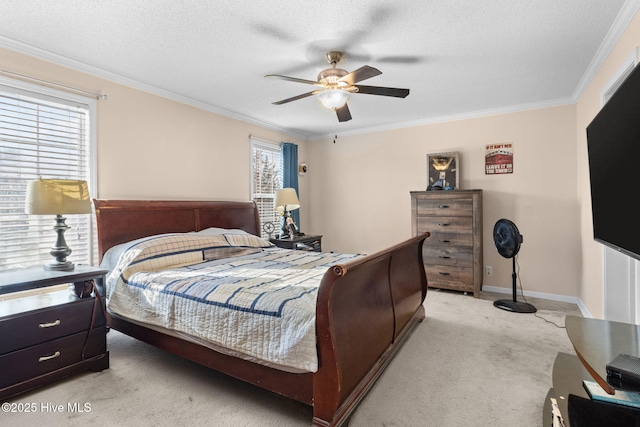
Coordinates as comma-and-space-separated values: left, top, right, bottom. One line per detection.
425, 265, 474, 291
0, 297, 104, 354
424, 231, 473, 246
416, 216, 473, 234
423, 245, 473, 267
0, 326, 106, 388
415, 197, 473, 217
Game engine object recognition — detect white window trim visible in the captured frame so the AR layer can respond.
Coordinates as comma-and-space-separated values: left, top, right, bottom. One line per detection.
598, 47, 639, 323
0, 76, 98, 197
249, 136, 282, 238
0, 76, 98, 267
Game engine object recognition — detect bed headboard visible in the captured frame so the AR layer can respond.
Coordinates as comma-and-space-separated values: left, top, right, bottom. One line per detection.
93, 199, 261, 261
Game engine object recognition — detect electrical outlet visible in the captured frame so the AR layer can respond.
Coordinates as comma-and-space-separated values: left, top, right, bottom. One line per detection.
485, 266, 492, 277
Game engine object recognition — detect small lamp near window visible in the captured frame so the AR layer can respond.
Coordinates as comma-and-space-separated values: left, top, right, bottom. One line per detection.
25, 178, 92, 271
275, 188, 300, 239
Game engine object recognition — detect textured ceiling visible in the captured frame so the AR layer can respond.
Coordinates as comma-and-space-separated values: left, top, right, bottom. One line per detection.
0, 1, 634, 140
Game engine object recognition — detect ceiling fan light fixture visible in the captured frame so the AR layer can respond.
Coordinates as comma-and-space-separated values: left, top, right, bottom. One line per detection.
317, 89, 349, 109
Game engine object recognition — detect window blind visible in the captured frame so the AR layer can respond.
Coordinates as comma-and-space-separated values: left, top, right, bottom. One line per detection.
250, 138, 282, 238
0, 84, 92, 270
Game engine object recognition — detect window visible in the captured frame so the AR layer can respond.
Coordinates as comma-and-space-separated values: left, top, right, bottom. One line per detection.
250, 137, 281, 238
0, 79, 96, 270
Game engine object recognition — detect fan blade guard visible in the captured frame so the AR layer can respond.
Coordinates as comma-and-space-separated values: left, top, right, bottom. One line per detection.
493, 219, 522, 258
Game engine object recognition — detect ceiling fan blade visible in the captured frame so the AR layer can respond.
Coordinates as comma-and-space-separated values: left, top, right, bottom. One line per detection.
355, 85, 410, 98
272, 91, 316, 105
265, 74, 321, 86
336, 104, 352, 122
339, 65, 382, 85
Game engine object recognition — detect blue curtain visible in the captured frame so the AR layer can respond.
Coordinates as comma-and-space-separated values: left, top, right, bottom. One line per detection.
281, 142, 300, 229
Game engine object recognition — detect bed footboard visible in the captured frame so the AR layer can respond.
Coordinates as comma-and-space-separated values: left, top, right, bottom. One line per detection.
312, 232, 429, 426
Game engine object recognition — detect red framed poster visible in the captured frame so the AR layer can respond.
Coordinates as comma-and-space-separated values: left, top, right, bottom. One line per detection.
485, 143, 513, 175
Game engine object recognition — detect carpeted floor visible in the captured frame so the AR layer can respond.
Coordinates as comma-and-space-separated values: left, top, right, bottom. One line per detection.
2, 289, 580, 426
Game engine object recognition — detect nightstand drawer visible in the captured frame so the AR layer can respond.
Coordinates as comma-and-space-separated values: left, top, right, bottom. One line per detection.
0, 327, 106, 388
294, 238, 321, 251
0, 296, 104, 354
270, 235, 322, 252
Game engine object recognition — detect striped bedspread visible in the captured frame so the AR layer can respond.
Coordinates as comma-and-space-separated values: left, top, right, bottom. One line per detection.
105, 233, 361, 372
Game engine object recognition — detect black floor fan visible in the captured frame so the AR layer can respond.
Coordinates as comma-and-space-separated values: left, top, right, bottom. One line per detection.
492, 219, 536, 313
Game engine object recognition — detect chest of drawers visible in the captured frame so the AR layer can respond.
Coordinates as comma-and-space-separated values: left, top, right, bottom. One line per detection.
0, 266, 109, 399
410, 190, 483, 297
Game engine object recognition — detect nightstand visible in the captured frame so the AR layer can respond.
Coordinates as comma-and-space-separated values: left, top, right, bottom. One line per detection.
0, 265, 109, 400
270, 235, 322, 252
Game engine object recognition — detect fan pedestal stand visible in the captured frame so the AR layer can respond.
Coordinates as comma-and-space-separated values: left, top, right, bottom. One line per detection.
493, 257, 537, 313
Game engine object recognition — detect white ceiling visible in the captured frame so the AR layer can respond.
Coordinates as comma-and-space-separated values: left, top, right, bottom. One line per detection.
0, 1, 636, 140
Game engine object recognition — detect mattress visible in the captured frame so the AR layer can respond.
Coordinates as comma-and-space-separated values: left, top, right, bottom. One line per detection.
103, 231, 360, 372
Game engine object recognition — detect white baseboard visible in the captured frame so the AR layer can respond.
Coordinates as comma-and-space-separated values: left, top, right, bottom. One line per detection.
482, 285, 593, 318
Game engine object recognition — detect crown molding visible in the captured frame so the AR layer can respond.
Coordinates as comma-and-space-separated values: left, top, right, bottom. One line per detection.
572, 0, 640, 100
307, 97, 576, 141
0, 35, 308, 141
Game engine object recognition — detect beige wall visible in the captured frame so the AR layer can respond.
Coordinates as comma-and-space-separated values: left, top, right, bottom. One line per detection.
575, 12, 640, 318
0, 46, 309, 227
307, 105, 580, 298
3, 8, 640, 311
96, 82, 307, 202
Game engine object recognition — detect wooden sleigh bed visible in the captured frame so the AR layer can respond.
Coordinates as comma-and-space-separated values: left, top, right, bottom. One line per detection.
93, 199, 429, 426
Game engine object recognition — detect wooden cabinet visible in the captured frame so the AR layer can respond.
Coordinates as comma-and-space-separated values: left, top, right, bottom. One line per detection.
410, 190, 483, 297
270, 235, 322, 252
0, 266, 109, 399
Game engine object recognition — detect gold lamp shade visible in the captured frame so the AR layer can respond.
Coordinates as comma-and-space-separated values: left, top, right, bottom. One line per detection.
25, 179, 91, 215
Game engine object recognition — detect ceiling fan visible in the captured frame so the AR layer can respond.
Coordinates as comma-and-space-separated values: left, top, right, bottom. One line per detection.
265, 51, 410, 122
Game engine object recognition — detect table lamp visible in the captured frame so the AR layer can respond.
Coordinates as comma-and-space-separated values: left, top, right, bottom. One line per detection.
275, 188, 300, 238
25, 178, 92, 271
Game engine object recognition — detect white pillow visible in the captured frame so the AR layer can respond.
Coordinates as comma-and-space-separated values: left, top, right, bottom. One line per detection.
196, 227, 250, 236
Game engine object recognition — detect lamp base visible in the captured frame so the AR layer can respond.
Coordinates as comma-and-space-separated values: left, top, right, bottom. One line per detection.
46, 214, 74, 271
44, 260, 75, 271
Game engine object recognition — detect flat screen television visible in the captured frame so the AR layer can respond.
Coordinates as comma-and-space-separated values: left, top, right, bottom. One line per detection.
586, 62, 640, 261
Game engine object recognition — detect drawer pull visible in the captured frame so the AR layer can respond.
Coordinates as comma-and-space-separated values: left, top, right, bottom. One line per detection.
438, 255, 451, 259
438, 205, 450, 209
39, 320, 61, 328
438, 272, 451, 276
439, 239, 451, 243
38, 351, 61, 362
437, 223, 450, 227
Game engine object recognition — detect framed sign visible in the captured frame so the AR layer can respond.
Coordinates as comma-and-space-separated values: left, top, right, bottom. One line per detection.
427, 151, 459, 190
485, 143, 513, 174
